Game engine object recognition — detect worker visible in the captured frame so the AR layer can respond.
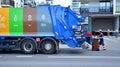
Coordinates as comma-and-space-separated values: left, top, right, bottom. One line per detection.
82, 26, 93, 45
98, 30, 106, 50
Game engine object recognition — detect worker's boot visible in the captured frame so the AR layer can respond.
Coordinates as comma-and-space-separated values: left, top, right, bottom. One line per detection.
102, 46, 106, 50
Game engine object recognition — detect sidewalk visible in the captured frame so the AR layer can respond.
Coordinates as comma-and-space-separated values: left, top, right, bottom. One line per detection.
104, 36, 120, 50
59, 36, 120, 50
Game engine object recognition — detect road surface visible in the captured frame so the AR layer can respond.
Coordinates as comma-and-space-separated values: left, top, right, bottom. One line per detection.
0, 36, 120, 67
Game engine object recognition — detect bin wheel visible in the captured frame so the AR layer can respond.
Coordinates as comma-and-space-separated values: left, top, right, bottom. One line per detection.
20, 38, 36, 54
40, 39, 56, 54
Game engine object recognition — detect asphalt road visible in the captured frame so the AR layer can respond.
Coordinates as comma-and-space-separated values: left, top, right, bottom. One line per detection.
0, 36, 120, 67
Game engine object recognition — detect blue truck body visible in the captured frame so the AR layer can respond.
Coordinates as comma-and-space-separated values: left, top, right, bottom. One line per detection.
0, 5, 87, 54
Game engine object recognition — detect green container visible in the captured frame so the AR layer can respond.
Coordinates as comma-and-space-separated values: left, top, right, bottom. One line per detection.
9, 8, 23, 35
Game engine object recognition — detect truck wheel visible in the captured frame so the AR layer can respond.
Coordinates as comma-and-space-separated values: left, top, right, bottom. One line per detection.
40, 39, 56, 54
20, 38, 36, 54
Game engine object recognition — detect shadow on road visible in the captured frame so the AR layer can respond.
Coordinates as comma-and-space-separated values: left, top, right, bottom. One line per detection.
59, 48, 86, 54
0, 48, 87, 55
0, 48, 119, 56
0, 49, 22, 54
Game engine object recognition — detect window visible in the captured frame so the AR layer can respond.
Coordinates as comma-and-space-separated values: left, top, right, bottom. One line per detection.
72, 0, 80, 2
72, 2, 80, 8
100, 1, 111, 12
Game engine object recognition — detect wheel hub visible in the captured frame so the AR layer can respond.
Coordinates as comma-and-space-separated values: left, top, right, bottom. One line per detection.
45, 43, 52, 50
24, 43, 33, 52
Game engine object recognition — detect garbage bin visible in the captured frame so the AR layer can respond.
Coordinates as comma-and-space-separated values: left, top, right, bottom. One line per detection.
92, 38, 99, 51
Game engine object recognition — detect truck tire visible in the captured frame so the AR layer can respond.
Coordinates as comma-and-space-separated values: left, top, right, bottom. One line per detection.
40, 39, 57, 54
20, 38, 37, 54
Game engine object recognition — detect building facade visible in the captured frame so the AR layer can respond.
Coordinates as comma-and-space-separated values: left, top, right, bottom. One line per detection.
0, 0, 24, 8
71, 0, 88, 28
46, 0, 53, 5
1, 0, 10, 7
80, 0, 120, 35
71, 0, 81, 13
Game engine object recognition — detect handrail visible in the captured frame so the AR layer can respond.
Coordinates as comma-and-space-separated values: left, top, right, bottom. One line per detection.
80, 6, 113, 14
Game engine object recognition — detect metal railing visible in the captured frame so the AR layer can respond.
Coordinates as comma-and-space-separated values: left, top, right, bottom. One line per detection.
88, 7, 113, 14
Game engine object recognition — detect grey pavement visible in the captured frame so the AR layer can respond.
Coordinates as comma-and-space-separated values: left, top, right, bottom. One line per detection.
0, 36, 120, 67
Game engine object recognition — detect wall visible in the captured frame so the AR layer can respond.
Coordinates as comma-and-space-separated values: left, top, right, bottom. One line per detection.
115, 16, 119, 31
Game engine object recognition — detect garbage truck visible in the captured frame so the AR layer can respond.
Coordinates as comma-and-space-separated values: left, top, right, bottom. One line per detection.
0, 5, 87, 54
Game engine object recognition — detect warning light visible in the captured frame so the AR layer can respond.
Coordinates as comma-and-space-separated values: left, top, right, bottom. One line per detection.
36, 38, 40, 42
